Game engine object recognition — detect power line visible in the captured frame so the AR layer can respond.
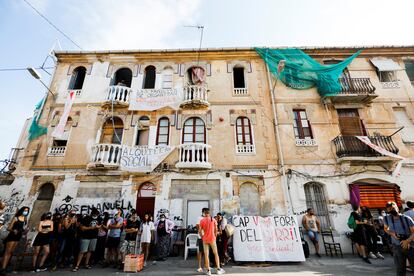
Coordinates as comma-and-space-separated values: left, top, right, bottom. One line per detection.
23, 0, 82, 50
0, 66, 54, 72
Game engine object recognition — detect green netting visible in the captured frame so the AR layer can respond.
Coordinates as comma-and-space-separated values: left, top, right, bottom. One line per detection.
255, 47, 361, 97
28, 97, 48, 141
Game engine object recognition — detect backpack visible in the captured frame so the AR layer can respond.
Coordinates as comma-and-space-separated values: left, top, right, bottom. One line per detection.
347, 213, 357, 230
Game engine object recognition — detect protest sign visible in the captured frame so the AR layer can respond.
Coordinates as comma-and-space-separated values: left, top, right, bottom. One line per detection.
120, 145, 174, 172
129, 88, 182, 111
232, 215, 305, 262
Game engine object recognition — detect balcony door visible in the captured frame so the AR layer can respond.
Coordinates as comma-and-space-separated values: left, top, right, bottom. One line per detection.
182, 117, 206, 144
337, 109, 366, 136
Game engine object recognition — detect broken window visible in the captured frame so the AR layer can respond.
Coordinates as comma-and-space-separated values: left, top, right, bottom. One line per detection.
113, 68, 133, 87
233, 67, 245, 88
143, 66, 156, 89
135, 116, 150, 146
68, 66, 86, 90
52, 117, 72, 147
100, 117, 123, 144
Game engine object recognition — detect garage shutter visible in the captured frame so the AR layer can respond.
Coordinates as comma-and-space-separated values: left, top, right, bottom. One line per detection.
357, 184, 402, 209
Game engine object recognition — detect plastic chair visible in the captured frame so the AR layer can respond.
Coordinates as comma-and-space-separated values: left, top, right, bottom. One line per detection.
184, 234, 199, 260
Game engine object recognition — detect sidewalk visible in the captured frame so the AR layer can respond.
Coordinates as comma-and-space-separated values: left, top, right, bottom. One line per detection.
15, 254, 396, 276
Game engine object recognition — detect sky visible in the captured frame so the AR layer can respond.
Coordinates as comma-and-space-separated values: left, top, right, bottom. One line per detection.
1, 0, 414, 163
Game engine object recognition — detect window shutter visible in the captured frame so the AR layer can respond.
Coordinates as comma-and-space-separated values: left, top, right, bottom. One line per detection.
307, 120, 314, 139
338, 117, 364, 136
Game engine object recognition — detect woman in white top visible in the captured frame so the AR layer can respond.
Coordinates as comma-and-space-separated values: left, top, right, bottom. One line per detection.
140, 213, 154, 265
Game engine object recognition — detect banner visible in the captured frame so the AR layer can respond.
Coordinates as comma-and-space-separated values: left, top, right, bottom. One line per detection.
129, 88, 182, 111
52, 90, 75, 139
120, 145, 174, 172
232, 215, 305, 262
356, 136, 405, 177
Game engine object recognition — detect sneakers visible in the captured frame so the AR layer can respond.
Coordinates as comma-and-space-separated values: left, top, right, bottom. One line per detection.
375, 252, 385, 259
363, 257, 372, 264
368, 252, 377, 259
216, 268, 226, 275
205, 270, 212, 276
144, 261, 147, 267
36, 267, 47, 272
197, 268, 203, 273
315, 253, 321, 257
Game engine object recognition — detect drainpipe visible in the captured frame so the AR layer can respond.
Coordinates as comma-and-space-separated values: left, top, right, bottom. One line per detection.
264, 60, 293, 216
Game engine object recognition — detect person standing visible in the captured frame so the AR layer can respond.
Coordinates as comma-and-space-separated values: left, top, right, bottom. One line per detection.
140, 213, 154, 266
0, 206, 30, 275
55, 212, 77, 269
199, 208, 225, 275
196, 208, 206, 273
385, 202, 414, 276
32, 212, 54, 272
154, 213, 174, 261
94, 212, 109, 265
361, 206, 384, 259
404, 200, 414, 221
105, 208, 124, 268
73, 208, 101, 272
302, 208, 321, 257
120, 209, 140, 268
350, 206, 371, 264
216, 213, 230, 266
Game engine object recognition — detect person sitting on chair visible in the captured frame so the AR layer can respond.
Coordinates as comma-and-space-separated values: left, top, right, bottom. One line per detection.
302, 208, 321, 257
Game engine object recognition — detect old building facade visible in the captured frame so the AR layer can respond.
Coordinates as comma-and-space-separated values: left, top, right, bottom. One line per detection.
2, 46, 414, 253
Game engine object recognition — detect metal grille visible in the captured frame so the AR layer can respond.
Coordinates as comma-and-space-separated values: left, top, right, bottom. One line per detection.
304, 183, 331, 230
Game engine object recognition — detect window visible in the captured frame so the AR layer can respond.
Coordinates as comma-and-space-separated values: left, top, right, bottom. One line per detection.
52, 117, 72, 147
378, 71, 397, 82
393, 107, 414, 143
187, 67, 205, 85
293, 110, 313, 139
233, 67, 245, 88
135, 116, 150, 146
100, 117, 123, 144
156, 118, 170, 145
68, 66, 86, 90
143, 66, 156, 89
182, 117, 205, 143
235, 117, 253, 146
239, 183, 260, 215
304, 182, 330, 230
404, 60, 414, 83
113, 68, 132, 87
162, 67, 173, 89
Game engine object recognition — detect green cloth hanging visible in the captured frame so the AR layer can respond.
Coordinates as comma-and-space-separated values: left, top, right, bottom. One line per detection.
255, 47, 361, 97
28, 97, 48, 141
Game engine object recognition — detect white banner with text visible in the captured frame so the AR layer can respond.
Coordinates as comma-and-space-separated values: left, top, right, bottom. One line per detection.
120, 145, 174, 172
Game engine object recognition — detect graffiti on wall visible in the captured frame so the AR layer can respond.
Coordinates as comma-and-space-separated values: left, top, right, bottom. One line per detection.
57, 196, 133, 214
1, 189, 25, 223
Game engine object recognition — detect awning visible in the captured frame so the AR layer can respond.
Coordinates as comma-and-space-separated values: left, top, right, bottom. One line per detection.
356, 183, 402, 209
370, 58, 401, 71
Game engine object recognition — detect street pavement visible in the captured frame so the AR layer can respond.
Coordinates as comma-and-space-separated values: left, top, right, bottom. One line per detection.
14, 254, 397, 276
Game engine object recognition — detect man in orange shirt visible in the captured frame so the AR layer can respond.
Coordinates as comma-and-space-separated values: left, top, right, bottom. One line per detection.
199, 208, 225, 275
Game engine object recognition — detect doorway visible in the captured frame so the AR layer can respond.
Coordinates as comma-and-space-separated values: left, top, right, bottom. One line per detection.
28, 183, 55, 230
337, 109, 366, 136
187, 200, 209, 228
136, 182, 156, 220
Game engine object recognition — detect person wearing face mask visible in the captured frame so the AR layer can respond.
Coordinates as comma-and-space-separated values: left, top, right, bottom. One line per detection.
384, 202, 414, 276
0, 206, 30, 275
360, 206, 384, 260
73, 208, 101, 272
404, 201, 414, 221
350, 205, 371, 264
105, 208, 124, 268
32, 212, 54, 272
154, 213, 174, 261
120, 209, 140, 268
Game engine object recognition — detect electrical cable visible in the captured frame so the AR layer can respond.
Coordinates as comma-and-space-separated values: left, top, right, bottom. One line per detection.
23, 0, 82, 50
0, 66, 54, 72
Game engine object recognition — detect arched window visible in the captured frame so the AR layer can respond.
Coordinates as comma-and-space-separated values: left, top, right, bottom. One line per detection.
68, 66, 86, 90
304, 182, 330, 230
182, 117, 205, 144
100, 117, 123, 144
156, 118, 170, 145
143, 66, 156, 89
113, 68, 133, 87
235, 117, 253, 146
187, 66, 205, 85
52, 117, 72, 147
239, 182, 260, 215
135, 116, 150, 146
37, 183, 55, 200
233, 66, 245, 88
138, 182, 156, 198
162, 67, 173, 89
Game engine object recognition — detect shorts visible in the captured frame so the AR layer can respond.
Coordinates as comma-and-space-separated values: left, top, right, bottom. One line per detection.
80, 238, 97, 253
307, 230, 319, 242
106, 236, 121, 249
33, 233, 51, 247
203, 241, 218, 257
120, 240, 136, 254
197, 239, 204, 252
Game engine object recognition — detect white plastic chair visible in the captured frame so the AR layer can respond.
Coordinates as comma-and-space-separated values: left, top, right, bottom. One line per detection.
184, 234, 199, 260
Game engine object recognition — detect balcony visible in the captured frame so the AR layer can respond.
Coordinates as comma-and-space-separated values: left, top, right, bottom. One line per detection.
323, 78, 377, 104
236, 144, 255, 154
47, 146, 66, 156
176, 143, 212, 169
88, 143, 122, 169
332, 135, 399, 163
180, 85, 209, 109
103, 85, 132, 107
233, 88, 248, 96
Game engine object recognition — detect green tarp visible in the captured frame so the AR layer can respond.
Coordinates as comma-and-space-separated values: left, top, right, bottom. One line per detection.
28, 97, 48, 141
255, 47, 361, 97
